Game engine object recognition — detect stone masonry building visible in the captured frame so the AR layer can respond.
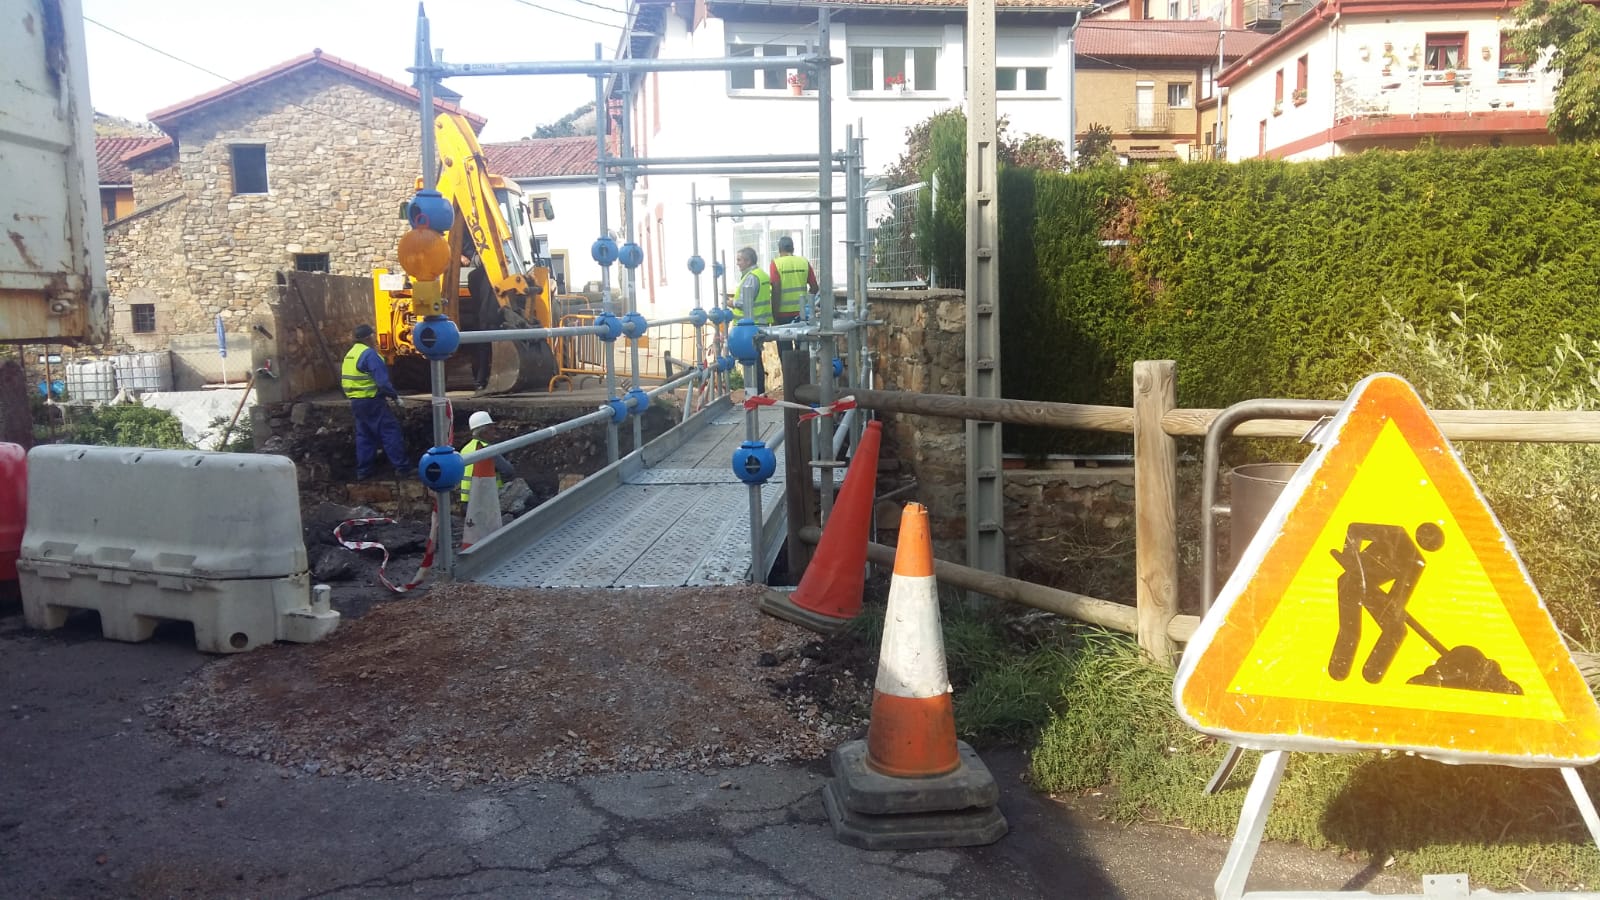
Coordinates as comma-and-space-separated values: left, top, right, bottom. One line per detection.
103, 50, 483, 380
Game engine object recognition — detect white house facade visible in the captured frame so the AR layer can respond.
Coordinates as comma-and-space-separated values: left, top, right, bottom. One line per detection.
623, 0, 1093, 315
1221, 0, 1557, 161
484, 136, 621, 303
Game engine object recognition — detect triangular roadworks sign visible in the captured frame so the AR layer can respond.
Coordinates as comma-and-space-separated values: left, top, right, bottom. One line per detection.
1175, 373, 1600, 766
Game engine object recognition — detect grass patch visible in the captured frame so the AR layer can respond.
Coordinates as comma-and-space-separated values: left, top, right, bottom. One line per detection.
1030, 631, 1600, 891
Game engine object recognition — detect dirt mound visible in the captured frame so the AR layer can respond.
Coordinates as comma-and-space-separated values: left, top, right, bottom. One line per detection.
150, 584, 873, 785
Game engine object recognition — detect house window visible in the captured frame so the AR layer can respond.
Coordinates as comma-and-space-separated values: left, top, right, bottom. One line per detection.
294, 253, 330, 273
1167, 83, 1191, 108
1258, 119, 1268, 157
100, 188, 119, 224
850, 45, 938, 93
1296, 55, 1308, 91
1167, 0, 1180, 17
1274, 69, 1284, 103
1426, 32, 1466, 71
230, 144, 268, 194
131, 303, 156, 334
998, 67, 1048, 92
1499, 31, 1532, 81
1201, 65, 1214, 100
728, 42, 805, 91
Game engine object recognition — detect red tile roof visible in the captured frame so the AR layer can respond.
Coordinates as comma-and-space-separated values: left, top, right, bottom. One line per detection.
483, 137, 602, 179
94, 136, 169, 185
1077, 19, 1272, 59
147, 49, 486, 132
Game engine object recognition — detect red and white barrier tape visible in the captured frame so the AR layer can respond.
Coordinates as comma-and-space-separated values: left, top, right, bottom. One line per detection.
334, 501, 439, 594
743, 393, 857, 424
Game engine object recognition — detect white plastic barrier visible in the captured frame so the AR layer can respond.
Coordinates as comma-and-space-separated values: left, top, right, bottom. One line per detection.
16, 445, 338, 653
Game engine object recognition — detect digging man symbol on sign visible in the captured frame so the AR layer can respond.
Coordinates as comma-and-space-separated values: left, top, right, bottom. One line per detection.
1327, 520, 1522, 695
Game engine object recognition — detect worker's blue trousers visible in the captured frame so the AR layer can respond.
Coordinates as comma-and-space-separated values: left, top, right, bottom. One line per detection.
351, 397, 407, 477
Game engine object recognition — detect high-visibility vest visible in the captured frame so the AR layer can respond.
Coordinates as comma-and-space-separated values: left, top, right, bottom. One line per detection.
772, 255, 810, 318
458, 438, 502, 502
740, 267, 772, 324
342, 345, 377, 398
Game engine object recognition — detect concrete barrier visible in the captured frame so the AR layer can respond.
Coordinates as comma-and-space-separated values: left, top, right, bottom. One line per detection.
16, 445, 338, 653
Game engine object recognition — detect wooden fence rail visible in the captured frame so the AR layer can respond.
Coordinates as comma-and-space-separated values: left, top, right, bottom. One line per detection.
794, 362, 1600, 665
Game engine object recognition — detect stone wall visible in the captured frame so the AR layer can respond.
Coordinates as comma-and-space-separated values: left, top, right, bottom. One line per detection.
104, 66, 427, 360
863, 288, 1137, 601
252, 272, 374, 403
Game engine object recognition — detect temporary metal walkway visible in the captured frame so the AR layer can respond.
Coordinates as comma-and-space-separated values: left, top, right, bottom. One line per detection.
455, 397, 792, 588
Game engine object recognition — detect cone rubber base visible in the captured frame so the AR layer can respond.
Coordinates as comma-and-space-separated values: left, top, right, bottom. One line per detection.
830, 740, 999, 815
821, 781, 1008, 851
758, 588, 852, 635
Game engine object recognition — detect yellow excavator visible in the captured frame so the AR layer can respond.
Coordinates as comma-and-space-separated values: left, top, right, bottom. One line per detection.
373, 112, 562, 393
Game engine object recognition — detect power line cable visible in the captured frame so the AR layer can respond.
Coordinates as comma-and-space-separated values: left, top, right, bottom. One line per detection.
506, 0, 629, 29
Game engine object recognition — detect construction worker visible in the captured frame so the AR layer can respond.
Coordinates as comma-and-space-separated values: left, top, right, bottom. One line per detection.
458, 410, 516, 504
767, 235, 818, 326
732, 246, 772, 393
342, 324, 409, 480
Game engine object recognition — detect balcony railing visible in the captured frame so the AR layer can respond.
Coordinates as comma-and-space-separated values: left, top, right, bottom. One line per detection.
1331, 69, 1557, 122
1127, 102, 1174, 133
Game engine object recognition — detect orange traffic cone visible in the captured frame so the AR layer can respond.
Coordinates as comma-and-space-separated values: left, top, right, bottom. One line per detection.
459, 459, 499, 550
820, 502, 1007, 850
759, 420, 881, 634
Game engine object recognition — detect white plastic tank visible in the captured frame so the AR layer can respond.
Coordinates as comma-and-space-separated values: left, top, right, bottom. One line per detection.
64, 360, 116, 404
111, 352, 173, 393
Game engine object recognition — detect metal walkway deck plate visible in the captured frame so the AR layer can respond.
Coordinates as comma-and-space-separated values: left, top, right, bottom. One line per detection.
459, 398, 797, 588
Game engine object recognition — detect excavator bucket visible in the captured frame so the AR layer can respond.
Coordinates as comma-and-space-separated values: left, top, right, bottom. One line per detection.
483, 338, 559, 394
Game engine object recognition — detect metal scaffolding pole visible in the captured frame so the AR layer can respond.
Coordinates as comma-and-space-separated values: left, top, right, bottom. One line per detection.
426, 55, 838, 78
415, 7, 454, 577
694, 196, 847, 207
620, 77, 643, 451
814, 7, 837, 523
606, 154, 827, 167
966, 0, 1006, 582
594, 48, 619, 464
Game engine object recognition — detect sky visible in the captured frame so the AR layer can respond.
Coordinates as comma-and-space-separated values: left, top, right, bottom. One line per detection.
81, 0, 631, 142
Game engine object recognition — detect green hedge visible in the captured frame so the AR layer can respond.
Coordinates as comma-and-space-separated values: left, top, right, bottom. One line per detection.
917, 144, 1600, 454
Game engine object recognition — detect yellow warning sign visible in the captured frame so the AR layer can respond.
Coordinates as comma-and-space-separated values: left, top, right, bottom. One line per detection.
1175, 373, 1600, 765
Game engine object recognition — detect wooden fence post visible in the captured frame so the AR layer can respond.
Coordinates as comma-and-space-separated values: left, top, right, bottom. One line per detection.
782, 349, 817, 578
1133, 360, 1178, 665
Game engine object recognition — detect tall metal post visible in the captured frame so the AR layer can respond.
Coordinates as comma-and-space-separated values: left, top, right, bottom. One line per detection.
690, 185, 705, 386
815, 8, 836, 522
966, 0, 1005, 579
849, 129, 868, 451
1066, 13, 1080, 165
620, 77, 643, 450
594, 47, 619, 463
416, 6, 453, 575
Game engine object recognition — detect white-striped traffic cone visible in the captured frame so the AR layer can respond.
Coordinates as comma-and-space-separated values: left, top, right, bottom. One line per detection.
820, 502, 1007, 850
459, 459, 499, 550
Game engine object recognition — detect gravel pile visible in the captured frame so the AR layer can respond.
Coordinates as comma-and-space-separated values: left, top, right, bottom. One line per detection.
149, 584, 874, 786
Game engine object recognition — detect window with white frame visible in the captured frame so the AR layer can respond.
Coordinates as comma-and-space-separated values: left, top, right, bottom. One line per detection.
1167, 0, 1180, 18
997, 29, 1052, 95
848, 26, 941, 93
728, 37, 807, 92
1168, 82, 1191, 108
1201, 65, 1214, 100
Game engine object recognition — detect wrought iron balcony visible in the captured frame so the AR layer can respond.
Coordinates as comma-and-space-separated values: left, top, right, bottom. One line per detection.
1126, 102, 1174, 133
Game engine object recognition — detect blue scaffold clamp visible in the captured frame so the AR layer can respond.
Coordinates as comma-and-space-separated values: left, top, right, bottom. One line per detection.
411, 316, 460, 360
833, 357, 845, 378
591, 237, 620, 267
713, 261, 725, 279
687, 254, 706, 275
621, 311, 649, 339
417, 445, 465, 492
689, 307, 708, 328
618, 242, 644, 269
593, 312, 623, 342
407, 189, 454, 233
626, 386, 650, 416
604, 397, 630, 424
709, 306, 734, 326
716, 354, 736, 373
732, 440, 776, 485
726, 318, 760, 364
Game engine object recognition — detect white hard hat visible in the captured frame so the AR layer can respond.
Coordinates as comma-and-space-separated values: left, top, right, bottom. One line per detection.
468, 411, 494, 431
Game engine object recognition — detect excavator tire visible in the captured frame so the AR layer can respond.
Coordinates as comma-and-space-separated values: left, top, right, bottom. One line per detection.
483, 338, 559, 394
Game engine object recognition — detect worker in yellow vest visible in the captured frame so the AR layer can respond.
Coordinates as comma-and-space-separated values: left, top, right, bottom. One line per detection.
732, 246, 774, 394
767, 235, 818, 326
458, 410, 516, 504
342, 324, 409, 481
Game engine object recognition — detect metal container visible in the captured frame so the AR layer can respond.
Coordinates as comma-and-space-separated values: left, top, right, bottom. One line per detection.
0, 442, 24, 582
1229, 463, 1302, 566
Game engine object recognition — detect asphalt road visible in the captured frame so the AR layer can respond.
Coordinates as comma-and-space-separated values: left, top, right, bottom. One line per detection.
0, 603, 1409, 899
